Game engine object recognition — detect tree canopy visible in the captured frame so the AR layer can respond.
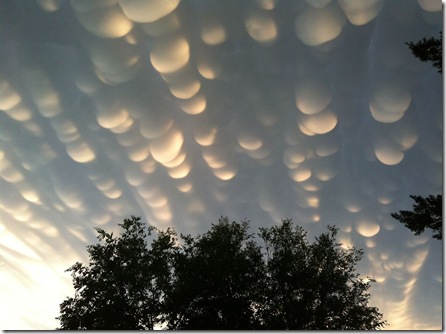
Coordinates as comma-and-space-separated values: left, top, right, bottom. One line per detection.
391, 194, 442, 240
56, 216, 387, 330
406, 32, 442, 73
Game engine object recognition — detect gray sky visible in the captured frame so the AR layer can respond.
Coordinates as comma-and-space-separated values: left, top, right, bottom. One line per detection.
0, 0, 442, 330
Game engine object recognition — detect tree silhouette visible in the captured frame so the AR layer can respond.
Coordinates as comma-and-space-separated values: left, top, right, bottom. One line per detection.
257, 220, 384, 329
56, 216, 387, 330
391, 195, 442, 240
406, 32, 442, 73
56, 216, 177, 329
165, 218, 265, 329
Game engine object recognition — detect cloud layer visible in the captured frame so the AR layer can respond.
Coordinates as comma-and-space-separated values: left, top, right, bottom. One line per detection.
0, 0, 442, 329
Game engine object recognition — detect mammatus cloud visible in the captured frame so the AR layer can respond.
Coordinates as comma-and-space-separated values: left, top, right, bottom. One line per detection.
0, 0, 442, 330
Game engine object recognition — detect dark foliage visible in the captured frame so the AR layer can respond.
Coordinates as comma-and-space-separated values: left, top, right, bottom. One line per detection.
391, 195, 442, 240
258, 220, 384, 330
57, 216, 387, 330
165, 218, 265, 329
56, 216, 176, 329
406, 32, 442, 73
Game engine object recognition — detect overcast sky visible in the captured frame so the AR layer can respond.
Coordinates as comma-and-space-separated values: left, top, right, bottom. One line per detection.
0, 0, 443, 330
